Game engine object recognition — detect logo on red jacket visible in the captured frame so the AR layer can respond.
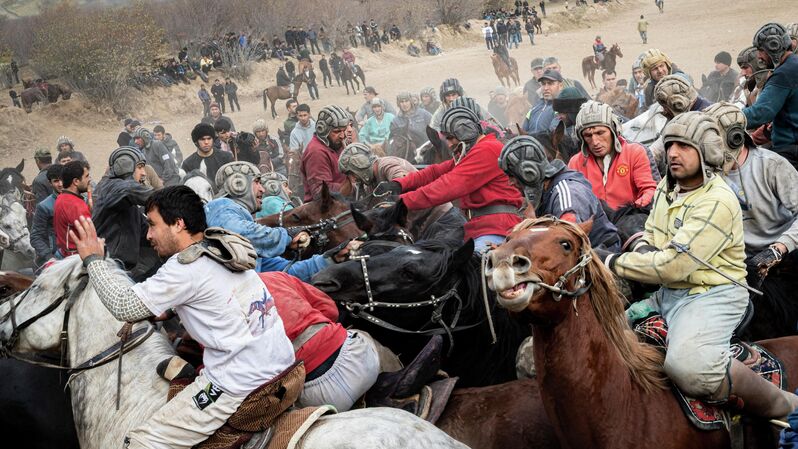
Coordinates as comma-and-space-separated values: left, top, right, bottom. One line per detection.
616, 164, 629, 177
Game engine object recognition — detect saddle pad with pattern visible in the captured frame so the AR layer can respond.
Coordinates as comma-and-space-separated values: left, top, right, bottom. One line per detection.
634, 314, 786, 430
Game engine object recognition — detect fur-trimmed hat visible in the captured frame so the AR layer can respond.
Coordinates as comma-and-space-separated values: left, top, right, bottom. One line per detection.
191, 123, 217, 145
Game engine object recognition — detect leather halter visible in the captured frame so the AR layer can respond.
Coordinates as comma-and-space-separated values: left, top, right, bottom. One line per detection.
285, 209, 356, 251
340, 254, 483, 354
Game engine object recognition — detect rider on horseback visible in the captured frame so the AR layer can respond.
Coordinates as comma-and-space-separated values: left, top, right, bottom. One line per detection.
593, 35, 607, 65
493, 41, 512, 69
391, 91, 432, 150
600, 111, 798, 420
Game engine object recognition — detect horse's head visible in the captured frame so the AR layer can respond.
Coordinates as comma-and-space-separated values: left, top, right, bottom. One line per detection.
0, 257, 85, 353
312, 239, 473, 303
0, 193, 34, 259
486, 217, 594, 322
182, 171, 214, 204
611, 43, 623, 57
0, 160, 27, 196
279, 183, 362, 251
351, 200, 414, 245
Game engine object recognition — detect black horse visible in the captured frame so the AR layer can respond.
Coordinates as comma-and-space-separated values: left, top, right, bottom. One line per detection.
352, 199, 466, 243
312, 238, 530, 387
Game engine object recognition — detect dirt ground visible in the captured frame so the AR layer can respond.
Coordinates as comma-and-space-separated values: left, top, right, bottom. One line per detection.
3, 0, 797, 180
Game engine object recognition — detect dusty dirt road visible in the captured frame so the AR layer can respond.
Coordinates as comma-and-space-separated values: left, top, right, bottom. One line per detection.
3, 0, 797, 180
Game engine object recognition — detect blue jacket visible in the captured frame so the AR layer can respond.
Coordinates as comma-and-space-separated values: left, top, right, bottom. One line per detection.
538, 169, 621, 251
522, 100, 559, 134
744, 54, 798, 149
30, 193, 57, 265
204, 197, 330, 280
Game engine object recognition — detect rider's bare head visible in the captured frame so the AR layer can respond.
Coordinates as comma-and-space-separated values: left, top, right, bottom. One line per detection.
145, 186, 207, 257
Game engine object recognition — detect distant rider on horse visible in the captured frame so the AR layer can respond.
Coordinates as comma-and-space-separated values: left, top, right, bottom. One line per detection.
493, 42, 512, 69
593, 35, 607, 65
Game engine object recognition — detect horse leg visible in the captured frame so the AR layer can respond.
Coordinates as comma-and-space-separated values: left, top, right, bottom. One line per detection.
270, 96, 277, 119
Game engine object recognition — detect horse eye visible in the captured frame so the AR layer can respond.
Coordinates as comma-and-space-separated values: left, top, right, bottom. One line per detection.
560, 241, 572, 251
289, 213, 300, 222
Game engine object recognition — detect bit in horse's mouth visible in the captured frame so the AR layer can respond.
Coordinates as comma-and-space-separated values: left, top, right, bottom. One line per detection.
497, 282, 536, 312
500, 282, 528, 299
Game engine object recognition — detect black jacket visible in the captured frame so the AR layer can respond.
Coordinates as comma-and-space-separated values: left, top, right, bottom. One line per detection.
91, 176, 152, 269
211, 84, 225, 99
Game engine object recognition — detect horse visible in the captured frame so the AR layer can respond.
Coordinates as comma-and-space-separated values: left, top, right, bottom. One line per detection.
262, 74, 306, 119
340, 64, 365, 95
0, 192, 35, 271
312, 238, 531, 388
45, 83, 73, 104
486, 216, 798, 449
531, 15, 543, 34
20, 86, 47, 113
491, 54, 520, 87
597, 86, 639, 121
505, 93, 530, 132
0, 257, 469, 449
581, 43, 623, 90
350, 199, 466, 244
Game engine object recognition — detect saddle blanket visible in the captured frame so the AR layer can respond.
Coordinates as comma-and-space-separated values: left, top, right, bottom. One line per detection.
633, 314, 785, 430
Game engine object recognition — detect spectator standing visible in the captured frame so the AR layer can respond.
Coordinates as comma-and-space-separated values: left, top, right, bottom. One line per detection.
308, 28, 321, 54
638, 15, 649, 44
9, 89, 20, 108
539, 1, 546, 17
154, 125, 184, 168
53, 160, 91, 258
31, 147, 54, 204
225, 77, 240, 112
305, 67, 319, 100
210, 79, 226, 113
525, 19, 535, 45
198, 85, 212, 117
182, 123, 234, 189
10, 60, 19, 84
290, 104, 317, 154
482, 23, 494, 50
319, 54, 332, 88
117, 118, 140, 148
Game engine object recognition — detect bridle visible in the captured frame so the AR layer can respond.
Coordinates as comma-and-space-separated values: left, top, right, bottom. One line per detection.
339, 253, 484, 354
0, 199, 30, 250
0, 275, 154, 409
283, 209, 356, 252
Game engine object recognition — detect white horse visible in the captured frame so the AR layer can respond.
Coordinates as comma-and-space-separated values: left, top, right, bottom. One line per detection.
0, 256, 469, 449
0, 192, 34, 270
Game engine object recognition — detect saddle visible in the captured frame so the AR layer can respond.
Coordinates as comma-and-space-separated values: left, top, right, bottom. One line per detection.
364, 335, 458, 425
632, 308, 785, 431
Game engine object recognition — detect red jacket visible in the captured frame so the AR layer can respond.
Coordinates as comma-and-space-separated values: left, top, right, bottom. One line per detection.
53, 190, 90, 256
567, 137, 657, 210
259, 272, 347, 374
301, 135, 346, 201
397, 134, 522, 240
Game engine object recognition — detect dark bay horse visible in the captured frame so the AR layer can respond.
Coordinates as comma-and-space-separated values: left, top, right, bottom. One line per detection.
487, 217, 798, 449
340, 64, 365, 95
582, 43, 623, 90
262, 74, 306, 119
491, 54, 520, 87
312, 238, 531, 387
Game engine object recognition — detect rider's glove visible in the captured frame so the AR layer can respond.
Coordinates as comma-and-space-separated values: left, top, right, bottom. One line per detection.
593, 248, 618, 271
749, 245, 783, 274
373, 181, 402, 197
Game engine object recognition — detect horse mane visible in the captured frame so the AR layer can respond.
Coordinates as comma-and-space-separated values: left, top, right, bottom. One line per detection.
518, 217, 667, 393
32, 256, 85, 294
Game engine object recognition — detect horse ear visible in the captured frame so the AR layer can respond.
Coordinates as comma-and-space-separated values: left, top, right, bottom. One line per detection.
452, 239, 476, 270
320, 182, 331, 213
16, 159, 24, 173
351, 204, 373, 233
393, 199, 408, 226
579, 219, 594, 236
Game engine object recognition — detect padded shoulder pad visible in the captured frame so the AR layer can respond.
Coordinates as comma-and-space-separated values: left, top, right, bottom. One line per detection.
177, 227, 257, 272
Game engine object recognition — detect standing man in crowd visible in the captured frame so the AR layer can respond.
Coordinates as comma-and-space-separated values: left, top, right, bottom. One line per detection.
522, 69, 563, 134
117, 118, 140, 148
319, 54, 333, 88
225, 78, 240, 113
182, 123, 235, 190
301, 105, 352, 200
524, 57, 545, 106
198, 85, 212, 118
133, 127, 181, 187
30, 164, 63, 267
53, 160, 91, 258
289, 104, 316, 155
210, 79, 226, 113
31, 147, 54, 204
154, 125, 184, 168
702, 51, 738, 103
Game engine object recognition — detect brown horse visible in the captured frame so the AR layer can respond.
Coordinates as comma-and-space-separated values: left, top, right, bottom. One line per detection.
581, 43, 623, 90
505, 93, 530, 131
597, 86, 639, 120
487, 216, 798, 449
20, 87, 47, 113
262, 74, 306, 119
45, 84, 72, 104
340, 63, 365, 95
491, 54, 520, 87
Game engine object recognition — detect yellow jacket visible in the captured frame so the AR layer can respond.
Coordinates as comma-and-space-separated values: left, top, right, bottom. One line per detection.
613, 175, 747, 294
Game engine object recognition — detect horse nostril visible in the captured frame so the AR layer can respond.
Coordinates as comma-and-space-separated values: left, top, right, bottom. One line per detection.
511, 255, 531, 273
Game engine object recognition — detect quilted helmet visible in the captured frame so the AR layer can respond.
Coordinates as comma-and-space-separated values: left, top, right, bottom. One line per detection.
439, 78, 465, 102
396, 91, 413, 105
260, 171, 290, 203
55, 135, 74, 151
574, 101, 623, 157
252, 119, 268, 134
654, 75, 698, 117
440, 106, 482, 152
641, 48, 672, 79
753, 23, 792, 67
420, 86, 436, 100
499, 135, 566, 206
338, 142, 377, 184
315, 105, 351, 146
215, 161, 262, 213
133, 127, 153, 149
662, 111, 725, 189
108, 146, 146, 179
703, 102, 754, 161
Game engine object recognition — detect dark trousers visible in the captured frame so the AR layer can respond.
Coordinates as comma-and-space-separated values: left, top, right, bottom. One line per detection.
213, 96, 225, 112
228, 94, 240, 112
486, 37, 493, 49
321, 70, 332, 87
307, 83, 319, 100
202, 100, 210, 117
310, 39, 321, 54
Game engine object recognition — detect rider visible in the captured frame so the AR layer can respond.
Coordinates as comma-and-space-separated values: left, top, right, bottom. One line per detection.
743, 23, 798, 168
568, 101, 658, 210
706, 102, 798, 313
252, 119, 285, 176
375, 106, 523, 253
276, 65, 294, 97
430, 78, 464, 133
732, 46, 770, 108
256, 172, 295, 219
522, 69, 562, 134
390, 91, 433, 150
358, 98, 396, 154
91, 147, 158, 281
55, 135, 87, 163
600, 111, 798, 420
355, 86, 396, 124
30, 163, 63, 267
301, 105, 353, 201
499, 135, 621, 250
419, 86, 441, 115
492, 40, 512, 69
31, 147, 54, 205
133, 127, 181, 187
552, 86, 589, 159
593, 35, 607, 65
205, 161, 348, 282
69, 186, 298, 449
640, 48, 690, 108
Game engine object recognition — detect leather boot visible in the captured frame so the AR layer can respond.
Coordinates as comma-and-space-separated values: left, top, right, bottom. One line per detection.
728, 358, 798, 418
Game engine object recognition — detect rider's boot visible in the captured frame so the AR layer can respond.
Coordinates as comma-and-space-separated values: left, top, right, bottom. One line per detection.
156, 355, 196, 381
717, 359, 798, 418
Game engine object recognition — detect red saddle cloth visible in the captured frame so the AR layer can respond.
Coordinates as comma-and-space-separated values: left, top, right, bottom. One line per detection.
633, 314, 785, 430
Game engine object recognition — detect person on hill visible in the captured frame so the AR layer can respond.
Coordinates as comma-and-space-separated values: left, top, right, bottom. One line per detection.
319, 54, 333, 88
31, 147, 54, 205
375, 106, 523, 253
637, 15, 648, 44
198, 85, 212, 118
600, 111, 798, 421
67, 186, 298, 449
743, 23, 798, 168
210, 79, 226, 113
182, 123, 235, 190
224, 78, 240, 112
117, 118, 140, 148
53, 160, 91, 258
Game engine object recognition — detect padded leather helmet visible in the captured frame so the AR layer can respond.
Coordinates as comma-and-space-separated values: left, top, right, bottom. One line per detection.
108, 146, 146, 178
703, 102, 753, 158
662, 111, 725, 188
215, 161, 262, 213
499, 135, 566, 206
641, 48, 672, 79
133, 127, 153, 149
575, 101, 623, 156
338, 143, 377, 184
55, 135, 74, 151
315, 105, 351, 146
439, 78, 465, 102
654, 75, 698, 116
753, 23, 792, 67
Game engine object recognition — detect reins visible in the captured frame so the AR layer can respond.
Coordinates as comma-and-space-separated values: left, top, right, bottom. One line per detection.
285, 209, 355, 252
